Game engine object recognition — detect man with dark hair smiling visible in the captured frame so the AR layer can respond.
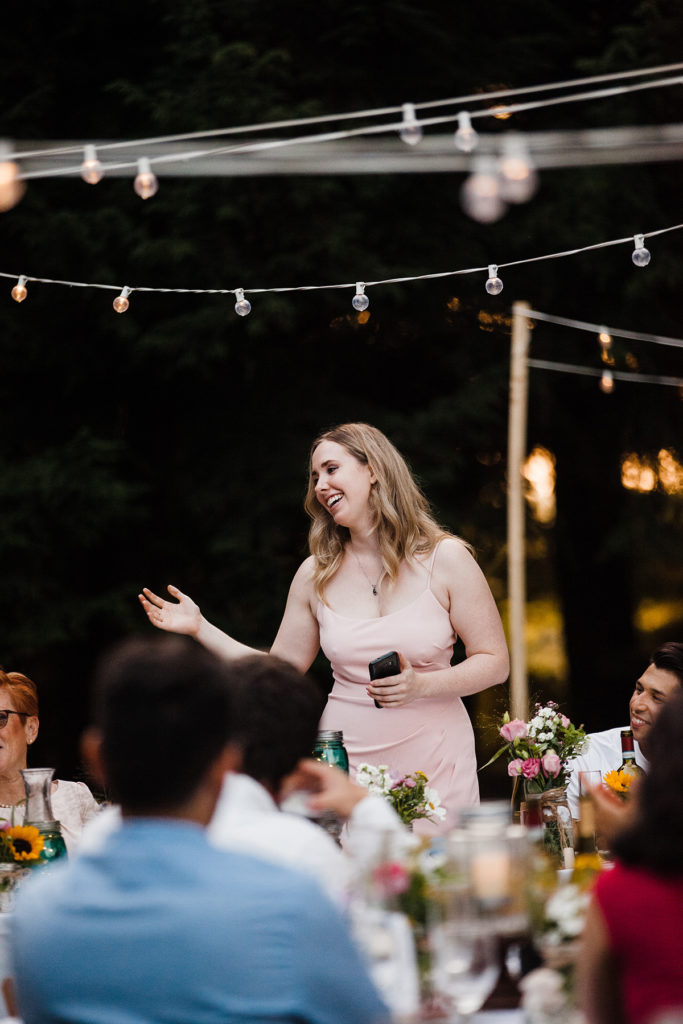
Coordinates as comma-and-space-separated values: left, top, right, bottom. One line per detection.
566, 641, 683, 819
9, 637, 389, 1024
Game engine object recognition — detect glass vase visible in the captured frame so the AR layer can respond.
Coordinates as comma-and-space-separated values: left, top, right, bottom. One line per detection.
20, 768, 67, 865
524, 785, 574, 868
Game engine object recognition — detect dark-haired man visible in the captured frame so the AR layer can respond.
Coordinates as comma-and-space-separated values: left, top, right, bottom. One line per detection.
10, 637, 389, 1024
566, 641, 683, 819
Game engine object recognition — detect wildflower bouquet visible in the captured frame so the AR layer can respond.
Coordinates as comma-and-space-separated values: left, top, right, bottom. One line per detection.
484, 701, 587, 795
355, 764, 446, 826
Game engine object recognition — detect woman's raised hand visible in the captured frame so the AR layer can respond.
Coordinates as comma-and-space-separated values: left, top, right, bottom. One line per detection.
138, 585, 202, 637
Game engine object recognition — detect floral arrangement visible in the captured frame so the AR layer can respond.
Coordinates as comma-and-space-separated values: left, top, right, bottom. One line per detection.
484, 701, 587, 794
355, 763, 446, 826
0, 821, 44, 863
603, 768, 635, 800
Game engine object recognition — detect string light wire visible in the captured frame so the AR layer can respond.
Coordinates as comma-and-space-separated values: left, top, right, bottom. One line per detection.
2, 220, 683, 300
14, 72, 683, 181
528, 358, 683, 389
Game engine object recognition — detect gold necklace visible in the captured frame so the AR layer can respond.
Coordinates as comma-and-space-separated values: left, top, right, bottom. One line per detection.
350, 548, 384, 596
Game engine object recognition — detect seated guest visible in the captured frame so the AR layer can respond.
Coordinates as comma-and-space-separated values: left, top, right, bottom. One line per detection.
10, 637, 389, 1024
566, 642, 683, 818
208, 654, 405, 901
577, 690, 683, 1024
79, 654, 405, 904
0, 669, 98, 852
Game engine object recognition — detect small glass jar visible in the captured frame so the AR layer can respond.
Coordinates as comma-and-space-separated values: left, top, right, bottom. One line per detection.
313, 730, 349, 774
21, 768, 67, 865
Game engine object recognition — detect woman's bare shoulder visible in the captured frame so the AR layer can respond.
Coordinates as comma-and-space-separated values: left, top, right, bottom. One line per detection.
289, 555, 317, 592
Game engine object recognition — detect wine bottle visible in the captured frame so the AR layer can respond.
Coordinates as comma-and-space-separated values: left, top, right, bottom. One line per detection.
571, 796, 603, 890
619, 728, 645, 779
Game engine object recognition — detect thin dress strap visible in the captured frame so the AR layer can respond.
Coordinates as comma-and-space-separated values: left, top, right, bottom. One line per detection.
426, 539, 443, 586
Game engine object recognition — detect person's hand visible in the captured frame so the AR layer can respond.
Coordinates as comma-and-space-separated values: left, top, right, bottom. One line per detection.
280, 758, 369, 819
589, 780, 640, 850
138, 585, 202, 637
367, 652, 422, 707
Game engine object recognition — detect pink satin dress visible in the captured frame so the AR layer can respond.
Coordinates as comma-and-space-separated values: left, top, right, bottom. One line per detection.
317, 545, 479, 835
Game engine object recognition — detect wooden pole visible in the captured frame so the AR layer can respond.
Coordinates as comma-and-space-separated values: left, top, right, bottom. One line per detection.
507, 302, 531, 720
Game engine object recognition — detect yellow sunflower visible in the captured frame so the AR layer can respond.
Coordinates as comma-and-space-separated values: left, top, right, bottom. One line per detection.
603, 769, 633, 797
8, 825, 44, 862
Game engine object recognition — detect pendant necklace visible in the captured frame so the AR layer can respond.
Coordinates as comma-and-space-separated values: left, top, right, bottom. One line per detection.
351, 548, 384, 596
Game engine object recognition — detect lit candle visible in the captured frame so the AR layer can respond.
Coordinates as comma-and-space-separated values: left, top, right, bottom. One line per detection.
470, 849, 511, 900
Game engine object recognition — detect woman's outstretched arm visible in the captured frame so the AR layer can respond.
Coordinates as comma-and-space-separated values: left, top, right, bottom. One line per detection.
139, 557, 320, 673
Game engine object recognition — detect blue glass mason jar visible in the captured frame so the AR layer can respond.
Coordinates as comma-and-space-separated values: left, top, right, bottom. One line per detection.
21, 768, 68, 866
313, 730, 349, 774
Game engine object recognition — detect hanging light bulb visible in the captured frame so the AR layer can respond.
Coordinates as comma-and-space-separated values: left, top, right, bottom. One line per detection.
352, 282, 369, 312
632, 234, 651, 267
600, 369, 615, 394
11, 275, 28, 303
598, 327, 614, 365
454, 111, 478, 153
0, 142, 26, 212
81, 144, 104, 185
399, 103, 423, 146
234, 288, 251, 316
499, 134, 538, 204
485, 265, 503, 296
113, 286, 132, 313
134, 158, 158, 200
460, 157, 506, 223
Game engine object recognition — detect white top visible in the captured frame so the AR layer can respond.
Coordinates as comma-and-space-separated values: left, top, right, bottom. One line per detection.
0, 780, 99, 855
565, 726, 649, 819
77, 773, 406, 906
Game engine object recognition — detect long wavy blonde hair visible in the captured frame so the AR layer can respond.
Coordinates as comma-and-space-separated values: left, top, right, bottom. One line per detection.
304, 423, 465, 600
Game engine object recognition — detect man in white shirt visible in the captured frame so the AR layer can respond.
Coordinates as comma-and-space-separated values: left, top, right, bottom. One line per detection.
566, 641, 683, 819
207, 653, 405, 905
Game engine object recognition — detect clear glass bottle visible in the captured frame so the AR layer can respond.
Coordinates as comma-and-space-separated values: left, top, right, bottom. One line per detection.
571, 795, 603, 890
312, 730, 349, 774
619, 729, 645, 779
21, 768, 67, 865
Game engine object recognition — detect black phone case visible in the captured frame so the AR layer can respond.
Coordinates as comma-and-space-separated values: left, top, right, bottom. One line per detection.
369, 651, 400, 707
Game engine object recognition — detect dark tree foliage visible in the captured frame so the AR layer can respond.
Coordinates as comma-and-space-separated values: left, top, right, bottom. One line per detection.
0, 0, 681, 781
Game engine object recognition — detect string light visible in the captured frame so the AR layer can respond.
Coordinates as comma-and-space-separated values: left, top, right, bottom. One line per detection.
0, 143, 25, 212
632, 233, 651, 267
81, 145, 103, 185
234, 288, 251, 316
352, 282, 369, 312
600, 369, 615, 393
485, 264, 504, 295
454, 111, 478, 153
10, 275, 27, 302
112, 286, 131, 313
498, 134, 538, 204
460, 157, 505, 223
133, 158, 158, 200
398, 103, 423, 146
598, 326, 614, 364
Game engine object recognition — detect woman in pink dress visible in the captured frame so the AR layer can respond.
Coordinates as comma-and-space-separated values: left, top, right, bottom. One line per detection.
139, 423, 509, 834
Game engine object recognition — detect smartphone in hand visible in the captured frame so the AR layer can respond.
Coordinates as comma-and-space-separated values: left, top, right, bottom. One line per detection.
368, 651, 400, 708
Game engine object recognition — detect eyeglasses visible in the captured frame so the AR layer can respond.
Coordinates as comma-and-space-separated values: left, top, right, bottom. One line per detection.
0, 710, 28, 729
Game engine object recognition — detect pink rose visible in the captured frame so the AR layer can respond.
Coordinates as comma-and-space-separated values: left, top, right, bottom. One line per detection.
542, 752, 562, 778
500, 719, 528, 742
521, 758, 541, 779
372, 862, 410, 895
559, 715, 570, 729
507, 758, 525, 777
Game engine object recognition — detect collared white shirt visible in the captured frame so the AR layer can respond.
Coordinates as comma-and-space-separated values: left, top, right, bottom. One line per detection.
565, 725, 649, 818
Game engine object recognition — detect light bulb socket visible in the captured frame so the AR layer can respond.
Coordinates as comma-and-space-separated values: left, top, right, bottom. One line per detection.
81, 144, 103, 185
134, 157, 158, 199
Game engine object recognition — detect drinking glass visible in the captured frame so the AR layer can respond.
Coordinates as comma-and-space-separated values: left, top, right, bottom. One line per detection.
430, 917, 499, 1021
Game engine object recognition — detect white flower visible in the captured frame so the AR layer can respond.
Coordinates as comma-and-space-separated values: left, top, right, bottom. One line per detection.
424, 787, 447, 821
530, 716, 544, 731
539, 707, 554, 719
519, 967, 567, 1015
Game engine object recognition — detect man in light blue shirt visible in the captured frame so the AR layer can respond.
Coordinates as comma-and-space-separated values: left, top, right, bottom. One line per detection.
10, 637, 389, 1024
